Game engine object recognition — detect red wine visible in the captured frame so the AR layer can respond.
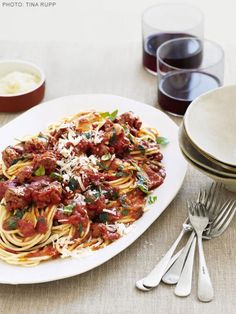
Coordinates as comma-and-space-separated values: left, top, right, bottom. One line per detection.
143, 33, 201, 73
158, 71, 220, 116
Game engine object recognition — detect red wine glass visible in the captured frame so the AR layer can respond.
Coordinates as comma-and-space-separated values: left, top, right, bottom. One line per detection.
157, 38, 224, 116
142, 3, 204, 75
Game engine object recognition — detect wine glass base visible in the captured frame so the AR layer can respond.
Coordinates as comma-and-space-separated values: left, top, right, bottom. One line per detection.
144, 66, 157, 76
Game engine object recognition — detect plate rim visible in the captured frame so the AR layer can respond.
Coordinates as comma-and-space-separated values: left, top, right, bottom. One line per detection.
184, 85, 236, 167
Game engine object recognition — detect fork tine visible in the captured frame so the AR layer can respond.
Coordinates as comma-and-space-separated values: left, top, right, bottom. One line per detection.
212, 200, 236, 235
209, 183, 223, 213
196, 191, 201, 203
205, 182, 215, 207
211, 200, 235, 229
207, 183, 218, 209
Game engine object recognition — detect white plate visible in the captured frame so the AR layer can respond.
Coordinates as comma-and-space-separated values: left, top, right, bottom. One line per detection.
184, 85, 236, 166
0, 94, 187, 284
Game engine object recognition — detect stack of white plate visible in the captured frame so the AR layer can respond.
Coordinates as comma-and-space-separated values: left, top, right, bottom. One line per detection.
179, 85, 236, 192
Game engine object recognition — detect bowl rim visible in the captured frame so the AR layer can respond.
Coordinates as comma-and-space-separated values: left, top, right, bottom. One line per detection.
0, 59, 45, 98
179, 124, 236, 178
184, 84, 236, 166
180, 147, 236, 183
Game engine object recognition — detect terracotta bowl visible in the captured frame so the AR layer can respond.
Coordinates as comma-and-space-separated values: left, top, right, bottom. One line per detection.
0, 60, 45, 112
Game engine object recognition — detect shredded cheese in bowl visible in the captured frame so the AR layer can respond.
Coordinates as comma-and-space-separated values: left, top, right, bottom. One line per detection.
0, 71, 40, 95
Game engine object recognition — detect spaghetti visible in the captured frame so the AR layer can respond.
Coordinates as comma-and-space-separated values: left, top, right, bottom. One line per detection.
0, 110, 166, 266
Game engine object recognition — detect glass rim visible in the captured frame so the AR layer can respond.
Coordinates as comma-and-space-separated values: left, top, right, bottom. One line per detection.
156, 37, 225, 71
142, 2, 204, 32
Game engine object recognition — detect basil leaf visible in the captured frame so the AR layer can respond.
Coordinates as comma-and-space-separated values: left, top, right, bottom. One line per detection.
63, 204, 75, 216
101, 153, 112, 161
84, 131, 92, 139
84, 196, 94, 204
136, 172, 149, 194
110, 190, 119, 200
99, 212, 109, 223
157, 136, 170, 145
37, 216, 46, 224
109, 109, 118, 121
97, 161, 109, 171
6, 217, 18, 230
10, 157, 25, 166
78, 223, 83, 236
138, 145, 145, 155
100, 110, 118, 122
38, 133, 48, 140
34, 165, 45, 176
50, 172, 63, 182
100, 112, 110, 119
121, 209, 129, 216
68, 177, 79, 191
14, 209, 24, 219
115, 172, 129, 178
148, 195, 157, 205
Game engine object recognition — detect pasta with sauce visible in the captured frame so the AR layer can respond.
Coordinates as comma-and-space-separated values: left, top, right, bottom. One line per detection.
0, 110, 166, 266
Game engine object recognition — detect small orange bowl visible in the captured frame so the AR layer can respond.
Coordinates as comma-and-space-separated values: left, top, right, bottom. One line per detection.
0, 60, 45, 112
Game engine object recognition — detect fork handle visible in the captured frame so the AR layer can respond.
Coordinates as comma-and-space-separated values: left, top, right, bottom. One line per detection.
142, 229, 186, 288
162, 231, 195, 284
175, 236, 196, 297
197, 235, 214, 302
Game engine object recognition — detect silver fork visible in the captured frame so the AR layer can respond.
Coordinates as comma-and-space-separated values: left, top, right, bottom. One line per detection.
174, 198, 236, 297
136, 183, 222, 291
162, 183, 223, 285
189, 202, 213, 302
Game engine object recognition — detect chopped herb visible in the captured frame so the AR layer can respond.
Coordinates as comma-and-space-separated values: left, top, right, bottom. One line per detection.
99, 212, 109, 223
68, 177, 79, 191
148, 195, 158, 205
117, 165, 124, 171
115, 172, 129, 178
50, 172, 63, 182
121, 209, 129, 216
138, 145, 145, 155
110, 190, 119, 200
38, 133, 48, 140
63, 204, 75, 216
97, 161, 109, 171
5, 217, 18, 230
84, 131, 92, 139
37, 216, 46, 224
130, 161, 141, 172
119, 195, 129, 208
84, 196, 94, 204
100, 109, 118, 122
14, 209, 24, 219
101, 153, 112, 161
136, 172, 149, 194
10, 157, 25, 166
157, 136, 170, 145
78, 223, 83, 236
34, 165, 45, 176
109, 127, 117, 145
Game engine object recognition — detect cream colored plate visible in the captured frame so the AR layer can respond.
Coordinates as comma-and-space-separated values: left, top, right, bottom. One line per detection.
180, 148, 236, 192
179, 124, 236, 178
184, 85, 236, 166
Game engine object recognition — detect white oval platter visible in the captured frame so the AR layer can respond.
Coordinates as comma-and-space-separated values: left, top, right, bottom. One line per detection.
0, 94, 187, 284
